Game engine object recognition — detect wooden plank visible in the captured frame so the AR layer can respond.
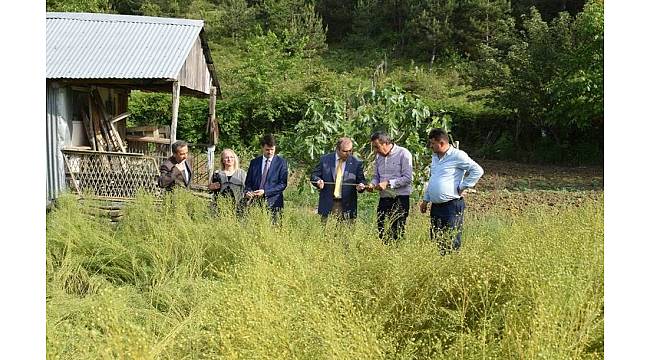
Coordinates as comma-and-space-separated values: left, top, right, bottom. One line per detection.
80, 107, 97, 151
159, 125, 170, 138
110, 121, 127, 152
91, 98, 114, 151
127, 125, 159, 132
91, 89, 123, 152
126, 136, 172, 144
207, 85, 218, 145
110, 112, 131, 124
62, 148, 145, 157
61, 154, 81, 194
91, 90, 115, 149
89, 97, 107, 151
170, 81, 180, 154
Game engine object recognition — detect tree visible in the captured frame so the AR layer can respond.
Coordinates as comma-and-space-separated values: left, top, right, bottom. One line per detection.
282, 85, 451, 192
254, 0, 328, 56
470, 0, 603, 159
452, 0, 512, 59
405, 0, 456, 64
46, 0, 111, 12
315, 0, 356, 42
211, 0, 257, 41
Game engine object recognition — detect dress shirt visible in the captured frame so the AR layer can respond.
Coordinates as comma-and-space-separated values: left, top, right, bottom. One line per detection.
182, 161, 190, 184
423, 146, 484, 204
371, 144, 413, 197
261, 155, 274, 173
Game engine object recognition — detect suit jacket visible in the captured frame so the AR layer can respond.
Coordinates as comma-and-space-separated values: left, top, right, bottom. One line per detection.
244, 155, 288, 209
158, 157, 192, 190
311, 153, 366, 218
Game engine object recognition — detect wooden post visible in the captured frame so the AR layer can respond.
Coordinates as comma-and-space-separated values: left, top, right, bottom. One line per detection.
207, 86, 218, 183
208, 86, 218, 145
169, 81, 180, 155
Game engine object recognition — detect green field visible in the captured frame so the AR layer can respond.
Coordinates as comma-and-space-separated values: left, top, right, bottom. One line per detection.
46, 190, 603, 359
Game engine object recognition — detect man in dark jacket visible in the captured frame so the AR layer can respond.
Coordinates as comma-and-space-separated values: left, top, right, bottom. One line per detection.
311, 137, 366, 223
158, 140, 192, 190
244, 134, 288, 223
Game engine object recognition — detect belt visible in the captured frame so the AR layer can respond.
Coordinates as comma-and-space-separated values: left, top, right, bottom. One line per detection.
333, 198, 342, 202
431, 197, 462, 207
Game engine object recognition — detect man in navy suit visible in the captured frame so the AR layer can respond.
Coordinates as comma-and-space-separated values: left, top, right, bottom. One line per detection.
244, 134, 288, 222
311, 137, 367, 223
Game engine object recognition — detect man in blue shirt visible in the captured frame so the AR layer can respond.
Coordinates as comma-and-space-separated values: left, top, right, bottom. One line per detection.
419, 128, 483, 255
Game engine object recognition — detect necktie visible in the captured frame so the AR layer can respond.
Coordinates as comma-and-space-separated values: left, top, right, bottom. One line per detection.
334, 158, 344, 198
259, 158, 270, 189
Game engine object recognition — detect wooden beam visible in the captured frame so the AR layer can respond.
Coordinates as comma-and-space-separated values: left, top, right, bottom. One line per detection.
88, 96, 108, 151
80, 107, 96, 151
170, 81, 180, 155
91, 92, 115, 151
110, 112, 131, 124
110, 121, 127, 152
54, 79, 211, 98
125, 136, 171, 144
61, 148, 145, 157
208, 86, 218, 145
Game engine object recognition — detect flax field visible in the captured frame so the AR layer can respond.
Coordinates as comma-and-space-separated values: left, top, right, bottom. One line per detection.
46, 190, 604, 359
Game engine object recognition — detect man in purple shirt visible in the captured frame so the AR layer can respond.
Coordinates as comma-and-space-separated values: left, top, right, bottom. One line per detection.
419, 128, 483, 255
367, 131, 413, 243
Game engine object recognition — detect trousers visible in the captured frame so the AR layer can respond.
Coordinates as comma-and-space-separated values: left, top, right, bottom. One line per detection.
429, 197, 465, 255
377, 195, 410, 243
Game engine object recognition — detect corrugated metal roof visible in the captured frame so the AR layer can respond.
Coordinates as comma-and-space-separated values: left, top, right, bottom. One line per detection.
47, 12, 204, 80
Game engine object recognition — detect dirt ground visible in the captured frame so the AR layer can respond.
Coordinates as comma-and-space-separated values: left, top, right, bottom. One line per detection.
465, 160, 604, 215
477, 160, 603, 191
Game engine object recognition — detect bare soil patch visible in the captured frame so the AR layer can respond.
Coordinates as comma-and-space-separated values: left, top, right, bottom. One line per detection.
466, 160, 603, 215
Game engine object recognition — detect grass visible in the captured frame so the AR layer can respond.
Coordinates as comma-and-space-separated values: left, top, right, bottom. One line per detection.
47, 190, 603, 359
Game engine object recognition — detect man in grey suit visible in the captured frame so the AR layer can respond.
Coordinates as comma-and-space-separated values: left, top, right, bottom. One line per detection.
311, 137, 367, 222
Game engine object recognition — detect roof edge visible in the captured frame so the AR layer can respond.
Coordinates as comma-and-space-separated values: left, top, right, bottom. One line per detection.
46, 12, 204, 27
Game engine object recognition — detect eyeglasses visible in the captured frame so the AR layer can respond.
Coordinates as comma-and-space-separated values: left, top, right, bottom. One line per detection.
223, 156, 235, 159
339, 149, 353, 153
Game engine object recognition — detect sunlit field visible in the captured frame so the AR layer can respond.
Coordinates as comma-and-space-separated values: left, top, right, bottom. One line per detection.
46, 190, 603, 359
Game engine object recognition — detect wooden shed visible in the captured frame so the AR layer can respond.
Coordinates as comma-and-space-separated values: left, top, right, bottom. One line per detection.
46, 12, 221, 206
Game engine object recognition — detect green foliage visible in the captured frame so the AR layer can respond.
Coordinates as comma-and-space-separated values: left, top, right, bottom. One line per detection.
47, 191, 604, 358
254, 0, 328, 56
46, 0, 111, 12
468, 0, 603, 162
211, 31, 349, 148
282, 85, 451, 193
211, 0, 257, 40
128, 91, 209, 144
450, 0, 513, 59
405, 0, 456, 62
49, 0, 601, 165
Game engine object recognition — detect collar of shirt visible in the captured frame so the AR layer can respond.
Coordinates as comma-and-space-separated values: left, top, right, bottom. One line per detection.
435, 146, 455, 163
383, 144, 395, 158
260, 156, 273, 175
377, 144, 398, 160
